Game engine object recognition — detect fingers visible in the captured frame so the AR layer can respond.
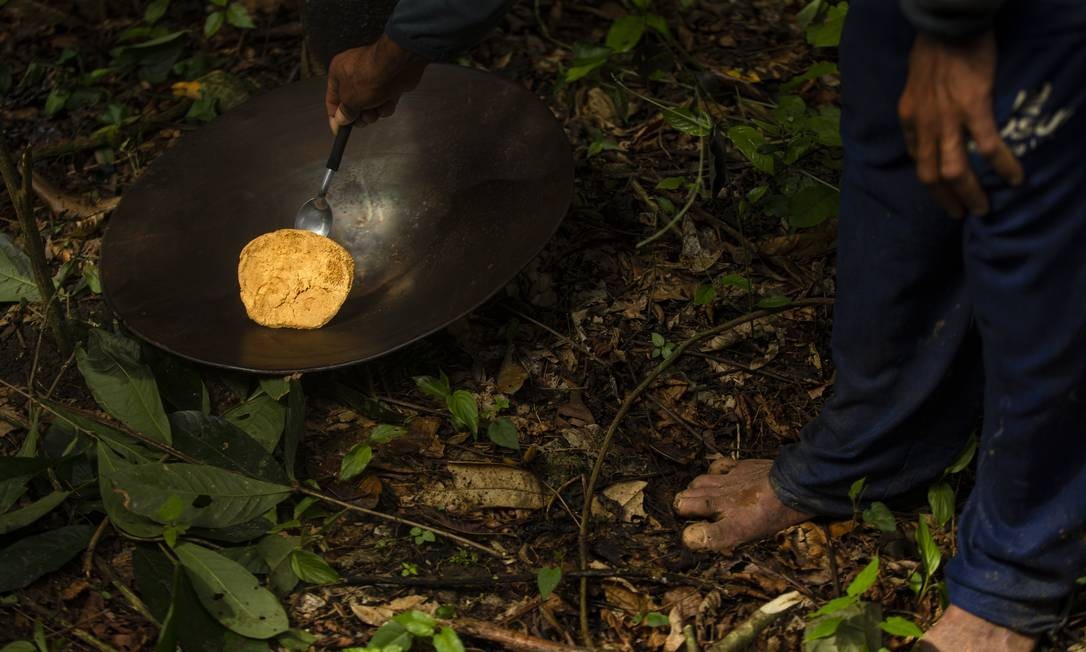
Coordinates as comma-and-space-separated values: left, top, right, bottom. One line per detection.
964, 102, 1024, 187
938, 115, 987, 216
331, 106, 357, 134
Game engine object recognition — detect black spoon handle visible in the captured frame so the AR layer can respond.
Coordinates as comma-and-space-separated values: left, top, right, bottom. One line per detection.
326, 124, 353, 171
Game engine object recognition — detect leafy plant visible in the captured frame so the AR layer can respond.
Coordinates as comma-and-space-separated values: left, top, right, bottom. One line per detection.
339, 424, 406, 481
650, 332, 674, 359
347, 611, 465, 652
537, 566, 561, 600
410, 527, 435, 545
562, 0, 670, 83
204, 0, 256, 39
414, 374, 521, 450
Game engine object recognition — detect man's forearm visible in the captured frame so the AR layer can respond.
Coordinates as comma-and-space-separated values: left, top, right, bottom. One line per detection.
900, 0, 1007, 40
384, 0, 515, 61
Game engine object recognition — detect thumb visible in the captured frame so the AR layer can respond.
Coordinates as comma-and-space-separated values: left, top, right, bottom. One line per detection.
331, 105, 357, 134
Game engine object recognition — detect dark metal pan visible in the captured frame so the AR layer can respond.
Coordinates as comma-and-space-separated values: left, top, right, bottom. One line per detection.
100, 64, 573, 373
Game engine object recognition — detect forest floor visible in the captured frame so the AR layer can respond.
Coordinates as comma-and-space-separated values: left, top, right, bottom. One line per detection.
1, 0, 1084, 651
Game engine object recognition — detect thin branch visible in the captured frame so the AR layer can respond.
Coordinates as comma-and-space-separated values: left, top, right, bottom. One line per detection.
576, 298, 834, 644
637, 136, 706, 248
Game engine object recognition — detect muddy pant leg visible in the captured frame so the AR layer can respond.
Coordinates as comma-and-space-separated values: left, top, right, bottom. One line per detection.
770, 0, 982, 517
947, 17, 1086, 633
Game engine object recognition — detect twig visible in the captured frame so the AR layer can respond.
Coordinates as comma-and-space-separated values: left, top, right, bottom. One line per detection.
706, 591, 803, 652
294, 484, 506, 561
339, 568, 723, 591
34, 100, 192, 160
576, 299, 834, 645
82, 516, 111, 577
17, 598, 120, 652
637, 136, 706, 248
94, 557, 161, 627
445, 618, 593, 652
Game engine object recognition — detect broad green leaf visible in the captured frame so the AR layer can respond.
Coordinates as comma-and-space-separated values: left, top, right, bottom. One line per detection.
0, 642, 36, 652
415, 374, 451, 400
44, 87, 70, 117
0, 490, 68, 534
643, 612, 669, 627
175, 542, 289, 639
283, 379, 304, 481
812, 594, 857, 617
805, 106, 842, 146
149, 352, 208, 413
796, 0, 822, 28
158, 494, 184, 522
369, 621, 412, 649
109, 463, 291, 528
257, 534, 300, 572
645, 13, 669, 37
804, 617, 842, 641
915, 517, 942, 579
432, 627, 466, 652
782, 60, 839, 91
393, 610, 436, 637
805, 601, 882, 652
144, 0, 169, 23
605, 15, 645, 53
789, 182, 839, 228
693, 284, 716, 305
565, 44, 611, 83
774, 95, 807, 131
368, 424, 406, 444
945, 436, 977, 475
225, 2, 255, 28
447, 390, 478, 435
171, 411, 287, 483
862, 501, 897, 533
259, 377, 290, 400
186, 95, 217, 122
663, 107, 712, 136
204, 10, 224, 37
0, 524, 93, 592
879, 616, 924, 638
226, 394, 286, 453
846, 556, 879, 597
656, 176, 684, 190
289, 550, 340, 585
537, 566, 561, 599
97, 443, 163, 538
0, 233, 40, 302
726, 125, 774, 173
47, 400, 155, 462
651, 332, 666, 347
848, 478, 866, 504
757, 295, 791, 309
277, 629, 319, 652
339, 443, 373, 481
718, 273, 753, 292
927, 481, 955, 528
486, 417, 519, 450
806, 2, 847, 47
77, 329, 171, 444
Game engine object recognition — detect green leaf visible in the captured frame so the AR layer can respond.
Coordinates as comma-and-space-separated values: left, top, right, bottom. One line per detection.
651, 332, 666, 347
393, 610, 437, 637
415, 373, 451, 400
927, 481, 955, 528
848, 478, 865, 504
782, 60, 839, 91
175, 543, 289, 639
644, 13, 669, 38
447, 390, 479, 435
277, 629, 319, 652
283, 379, 304, 482
717, 273, 753, 292
796, 0, 822, 28
258, 377, 290, 400
44, 87, 70, 117
605, 15, 645, 53
663, 107, 712, 137
812, 594, 857, 617
0, 491, 68, 534
76, 329, 171, 444
565, 43, 611, 82
0, 642, 37, 652
915, 516, 942, 579
846, 556, 879, 597
144, 0, 169, 24
135, 544, 235, 652
0, 233, 41, 302
186, 95, 218, 122
225, 2, 255, 28
643, 612, 670, 627
757, 295, 791, 309
289, 550, 340, 585
171, 411, 287, 484
225, 394, 286, 453
774, 95, 807, 131
693, 284, 716, 305
862, 501, 897, 533
726, 125, 774, 173
147, 351, 208, 413
368, 424, 407, 444
369, 621, 412, 649
656, 177, 685, 190
879, 616, 924, 638
109, 462, 291, 528
789, 182, 839, 229
804, 617, 842, 641
338, 443, 373, 481
0, 525, 93, 592
945, 436, 977, 475
537, 566, 561, 599
804, 106, 842, 146
432, 627, 466, 652
204, 11, 225, 38
486, 417, 520, 450
806, 2, 848, 47
97, 443, 163, 538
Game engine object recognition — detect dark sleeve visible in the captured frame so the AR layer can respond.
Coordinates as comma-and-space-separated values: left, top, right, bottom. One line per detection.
384, 0, 515, 61
900, 0, 1007, 39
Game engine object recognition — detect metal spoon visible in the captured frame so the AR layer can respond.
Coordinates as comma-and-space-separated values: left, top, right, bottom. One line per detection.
294, 125, 352, 236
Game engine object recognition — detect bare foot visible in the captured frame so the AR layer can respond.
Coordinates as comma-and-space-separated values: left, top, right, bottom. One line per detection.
917, 606, 1037, 652
673, 458, 811, 552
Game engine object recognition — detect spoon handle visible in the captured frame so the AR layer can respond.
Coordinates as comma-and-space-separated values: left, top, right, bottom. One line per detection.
326, 125, 353, 171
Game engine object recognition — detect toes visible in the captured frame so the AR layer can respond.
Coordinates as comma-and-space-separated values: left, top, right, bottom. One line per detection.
682, 521, 737, 553
708, 458, 738, 474
673, 490, 720, 517
689, 474, 733, 489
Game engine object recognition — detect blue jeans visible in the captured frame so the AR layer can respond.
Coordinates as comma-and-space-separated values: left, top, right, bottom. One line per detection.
770, 0, 1086, 634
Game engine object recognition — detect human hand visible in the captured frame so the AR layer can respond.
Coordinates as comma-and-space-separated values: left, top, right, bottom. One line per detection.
898, 32, 1024, 218
324, 35, 427, 133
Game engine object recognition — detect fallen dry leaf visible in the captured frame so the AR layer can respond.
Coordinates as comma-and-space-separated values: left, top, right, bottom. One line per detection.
418, 463, 545, 512
496, 353, 529, 394
592, 480, 648, 522
351, 595, 434, 626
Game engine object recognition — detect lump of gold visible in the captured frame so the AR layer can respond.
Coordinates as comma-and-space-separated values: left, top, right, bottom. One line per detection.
237, 229, 354, 329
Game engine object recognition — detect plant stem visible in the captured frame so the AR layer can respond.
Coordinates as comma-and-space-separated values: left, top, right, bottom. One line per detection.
576, 298, 834, 645
0, 137, 70, 354
636, 136, 706, 248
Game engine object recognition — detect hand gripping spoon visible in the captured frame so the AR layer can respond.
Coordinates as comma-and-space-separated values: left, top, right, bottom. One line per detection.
294, 125, 352, 236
